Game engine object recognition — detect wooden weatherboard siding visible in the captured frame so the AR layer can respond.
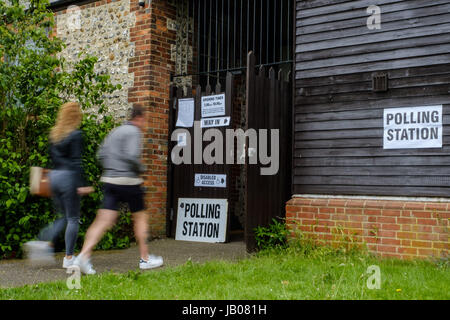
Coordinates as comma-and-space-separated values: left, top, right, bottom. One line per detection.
294, 0, 450, 197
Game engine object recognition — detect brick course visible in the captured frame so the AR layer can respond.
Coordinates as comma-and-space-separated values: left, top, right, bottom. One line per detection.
286, 196, 449, 259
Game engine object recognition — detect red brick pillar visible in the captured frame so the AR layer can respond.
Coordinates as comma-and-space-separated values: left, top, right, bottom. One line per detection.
129, 0, 176, 237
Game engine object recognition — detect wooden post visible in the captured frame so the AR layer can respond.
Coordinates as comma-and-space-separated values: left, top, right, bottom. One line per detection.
166, 85, 176, 237
245, 51, 256, 252
225, 71, 234, 242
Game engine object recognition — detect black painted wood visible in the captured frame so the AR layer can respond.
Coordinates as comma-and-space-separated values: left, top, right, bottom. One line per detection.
167, 73, 234, 239
245, 52, 292, 252
294, 0, 450, 197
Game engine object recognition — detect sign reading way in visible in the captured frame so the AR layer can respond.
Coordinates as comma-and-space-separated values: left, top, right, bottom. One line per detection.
175, 198, 228, 243
195, 173, 226, 188
200, 116, 230, 128
383, 105, 442, 149
201, 93, 225, 118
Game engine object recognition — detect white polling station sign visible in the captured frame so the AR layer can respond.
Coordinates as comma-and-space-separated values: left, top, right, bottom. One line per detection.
175, 198, 228, 243
383, 105, 442, 149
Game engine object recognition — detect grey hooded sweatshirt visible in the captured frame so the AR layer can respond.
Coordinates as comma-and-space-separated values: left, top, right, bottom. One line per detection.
97, 121, 145, 179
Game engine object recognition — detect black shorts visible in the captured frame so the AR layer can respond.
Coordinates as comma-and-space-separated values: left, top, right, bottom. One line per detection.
101, 183, 145, 213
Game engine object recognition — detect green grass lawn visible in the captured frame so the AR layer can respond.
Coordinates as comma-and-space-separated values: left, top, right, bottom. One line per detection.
0, 247, 448, 300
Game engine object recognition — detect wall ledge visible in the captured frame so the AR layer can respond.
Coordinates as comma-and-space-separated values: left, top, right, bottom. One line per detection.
292, 194, 450, 203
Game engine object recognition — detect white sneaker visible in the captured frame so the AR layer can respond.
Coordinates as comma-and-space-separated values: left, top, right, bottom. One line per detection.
73, 254, 96, 275
24, 241, 55, 264
139, 254, 164, 270
63, 256, 75, 269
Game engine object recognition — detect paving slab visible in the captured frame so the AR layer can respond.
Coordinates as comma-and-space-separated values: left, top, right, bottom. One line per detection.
0, 238, 248, 288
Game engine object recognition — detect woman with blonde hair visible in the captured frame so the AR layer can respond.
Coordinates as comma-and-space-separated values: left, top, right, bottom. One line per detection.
25, 102, 93, 268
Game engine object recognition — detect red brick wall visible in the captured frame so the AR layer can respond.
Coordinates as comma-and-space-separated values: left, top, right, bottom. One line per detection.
130, 0, 176, 237
286, 196, 449, 259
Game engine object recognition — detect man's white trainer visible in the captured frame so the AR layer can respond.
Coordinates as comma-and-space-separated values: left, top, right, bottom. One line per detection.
139, 254, 163, 270
63, 256, 75, 269
73, 254, 96, 275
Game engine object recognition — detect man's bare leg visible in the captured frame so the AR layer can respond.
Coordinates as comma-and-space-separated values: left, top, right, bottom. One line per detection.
132, 210, 150, 260
79, 209, 118, 259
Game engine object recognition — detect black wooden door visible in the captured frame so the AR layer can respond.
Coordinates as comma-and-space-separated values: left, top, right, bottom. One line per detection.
245, 51, 292, 251
167, 73, 235, 241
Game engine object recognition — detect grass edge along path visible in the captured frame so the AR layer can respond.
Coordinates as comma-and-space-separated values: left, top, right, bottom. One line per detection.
0, 246, 448, 300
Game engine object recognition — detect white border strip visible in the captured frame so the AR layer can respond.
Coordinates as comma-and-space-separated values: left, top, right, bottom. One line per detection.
293, 194, 450, 203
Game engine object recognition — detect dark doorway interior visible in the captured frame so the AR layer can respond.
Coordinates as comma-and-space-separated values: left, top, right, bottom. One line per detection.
170, 0, 294, 245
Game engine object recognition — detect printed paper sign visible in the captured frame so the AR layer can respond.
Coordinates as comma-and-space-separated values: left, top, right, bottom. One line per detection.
383, 105, 442, 149
200, 116, 230, 128
175, 198, 228, 243
176, 98, 194, 127
194, 174, 226, 188
177, 132, 187, 147
201, 93, 225, 118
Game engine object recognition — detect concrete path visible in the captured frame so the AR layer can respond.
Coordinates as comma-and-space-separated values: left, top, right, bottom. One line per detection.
0, 238, 248, 288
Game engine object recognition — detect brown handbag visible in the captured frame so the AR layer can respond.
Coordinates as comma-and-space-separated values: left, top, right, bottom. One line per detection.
30, 167, 52, 197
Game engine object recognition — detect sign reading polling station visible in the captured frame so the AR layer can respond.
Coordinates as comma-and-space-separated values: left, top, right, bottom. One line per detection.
175, 198, 228, 243
383, 105, 442, 149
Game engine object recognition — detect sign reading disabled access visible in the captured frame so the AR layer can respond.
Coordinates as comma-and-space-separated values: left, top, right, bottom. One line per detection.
175, 198, 228, 243
383, 105, 442, 149
194, 173, 226, 188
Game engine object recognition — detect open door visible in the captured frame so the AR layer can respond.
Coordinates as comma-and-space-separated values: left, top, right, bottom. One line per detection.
245, 51, 292, 252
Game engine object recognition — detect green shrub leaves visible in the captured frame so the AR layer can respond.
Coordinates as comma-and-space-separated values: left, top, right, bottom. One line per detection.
0, 0, 129, 259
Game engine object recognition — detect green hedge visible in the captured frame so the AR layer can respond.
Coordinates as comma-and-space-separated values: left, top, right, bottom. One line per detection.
0, 115, 134, 259
0, 0, 132, 259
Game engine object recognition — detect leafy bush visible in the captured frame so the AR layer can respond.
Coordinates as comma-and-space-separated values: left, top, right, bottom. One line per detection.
0, 0, 131, 259
254, 218, 289, 251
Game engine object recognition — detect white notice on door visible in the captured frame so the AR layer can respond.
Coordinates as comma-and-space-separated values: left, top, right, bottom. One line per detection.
175, 98, 194, 127
194, 173, 226, 188
177, 132, 187, 147
201, 93, 225, 118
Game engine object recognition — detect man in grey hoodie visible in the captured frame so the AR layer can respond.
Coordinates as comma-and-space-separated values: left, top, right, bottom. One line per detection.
74, 106, 163, 274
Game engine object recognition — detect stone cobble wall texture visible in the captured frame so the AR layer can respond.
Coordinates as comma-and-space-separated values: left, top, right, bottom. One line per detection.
286, 196, 449, 259
55, 0, 136, 120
